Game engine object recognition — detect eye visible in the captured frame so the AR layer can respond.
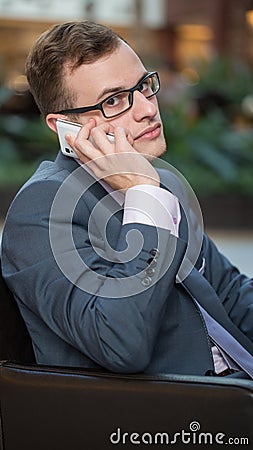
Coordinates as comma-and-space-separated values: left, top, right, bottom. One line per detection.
138, 80, 149, 94
104, 92, 128, 109
105, 95, 120, 108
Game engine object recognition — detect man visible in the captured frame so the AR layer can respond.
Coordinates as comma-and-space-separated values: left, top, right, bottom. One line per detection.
1, 21, 253, 379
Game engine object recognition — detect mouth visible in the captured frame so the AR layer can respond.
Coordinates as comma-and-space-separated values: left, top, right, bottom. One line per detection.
135, 123, 161, 141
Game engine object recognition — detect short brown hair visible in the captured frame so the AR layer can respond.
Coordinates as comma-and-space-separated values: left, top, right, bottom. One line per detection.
26, 21, 122, 116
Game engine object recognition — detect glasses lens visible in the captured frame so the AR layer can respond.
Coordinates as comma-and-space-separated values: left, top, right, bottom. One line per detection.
102, 91, 131, 118
145, 73, 159, 98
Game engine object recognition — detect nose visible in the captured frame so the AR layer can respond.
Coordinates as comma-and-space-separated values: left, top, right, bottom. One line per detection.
131, 90, 158, 121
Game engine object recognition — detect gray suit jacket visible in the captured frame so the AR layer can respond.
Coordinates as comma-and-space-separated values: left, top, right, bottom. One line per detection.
1, 152, 253, 376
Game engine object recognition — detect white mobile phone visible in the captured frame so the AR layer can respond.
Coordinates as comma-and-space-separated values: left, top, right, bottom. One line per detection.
56, 118, 81, 158
56, 118, 114, 158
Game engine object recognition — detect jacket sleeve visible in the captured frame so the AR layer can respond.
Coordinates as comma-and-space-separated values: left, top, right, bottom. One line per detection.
1, 177, 187, 372
202, 234, 253, 343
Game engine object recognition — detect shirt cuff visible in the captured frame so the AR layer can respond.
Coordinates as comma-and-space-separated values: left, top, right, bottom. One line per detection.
123, 184, 181, 236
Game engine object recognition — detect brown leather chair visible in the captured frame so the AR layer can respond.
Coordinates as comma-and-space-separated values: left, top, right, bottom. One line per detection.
0, 261, 252, 450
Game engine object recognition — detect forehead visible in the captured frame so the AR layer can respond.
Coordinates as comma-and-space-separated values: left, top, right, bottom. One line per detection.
65, 41, 147, 103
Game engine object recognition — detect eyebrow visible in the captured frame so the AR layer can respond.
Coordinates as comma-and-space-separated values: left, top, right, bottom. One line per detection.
96, 71, 149, 102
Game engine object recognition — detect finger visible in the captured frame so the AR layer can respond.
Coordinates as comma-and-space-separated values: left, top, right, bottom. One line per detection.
89, 125, 116, 154
65, 118, 95, 148
66, 127, 104, 164
77, 118, 96, 140
113, 127, 135, 152
126, 129, 134, 146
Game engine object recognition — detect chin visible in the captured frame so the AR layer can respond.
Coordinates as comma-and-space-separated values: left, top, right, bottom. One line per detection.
136, 138, 166, 160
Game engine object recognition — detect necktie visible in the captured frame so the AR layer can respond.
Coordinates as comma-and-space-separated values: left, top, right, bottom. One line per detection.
198, 303, 253, 379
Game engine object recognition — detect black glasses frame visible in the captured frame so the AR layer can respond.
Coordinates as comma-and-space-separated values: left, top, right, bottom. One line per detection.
54, 71, 160, 118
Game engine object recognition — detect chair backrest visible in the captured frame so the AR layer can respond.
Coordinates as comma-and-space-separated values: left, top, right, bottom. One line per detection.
1, 362, 253, 450
0, 268, 253, 449
0, 260, 35, 363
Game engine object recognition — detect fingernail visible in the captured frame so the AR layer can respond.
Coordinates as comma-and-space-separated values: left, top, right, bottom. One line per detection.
65, 133, 74, 139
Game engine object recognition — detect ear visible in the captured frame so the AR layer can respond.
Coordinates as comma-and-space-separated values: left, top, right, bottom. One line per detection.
46, 114, 65, 133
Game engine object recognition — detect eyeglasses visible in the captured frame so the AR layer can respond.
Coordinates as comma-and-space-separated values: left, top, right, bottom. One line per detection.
54, 71, 160, 118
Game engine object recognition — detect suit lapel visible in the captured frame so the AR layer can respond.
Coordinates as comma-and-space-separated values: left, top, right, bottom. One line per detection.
55, 152, 123, 246
158, 167, 253, 354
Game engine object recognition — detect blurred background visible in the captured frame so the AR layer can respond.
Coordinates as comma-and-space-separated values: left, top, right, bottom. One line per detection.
0, 0, 253, 276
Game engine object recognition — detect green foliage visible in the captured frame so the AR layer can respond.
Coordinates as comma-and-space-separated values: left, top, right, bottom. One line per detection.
161, 57, 253, 197
0, 113, 58, 187
193, 57, 253, 107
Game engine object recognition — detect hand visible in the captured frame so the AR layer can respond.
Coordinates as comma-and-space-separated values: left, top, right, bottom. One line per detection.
65, 120, 160, 191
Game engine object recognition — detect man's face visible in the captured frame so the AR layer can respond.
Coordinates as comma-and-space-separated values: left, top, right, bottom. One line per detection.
63, 41, 166, 159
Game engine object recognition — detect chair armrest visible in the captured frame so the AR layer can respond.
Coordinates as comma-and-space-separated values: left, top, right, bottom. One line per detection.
1, 361, 252, 450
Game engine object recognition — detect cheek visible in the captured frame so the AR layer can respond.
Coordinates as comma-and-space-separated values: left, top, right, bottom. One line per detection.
109, 116, 131, 129
77, 111, 111, 126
